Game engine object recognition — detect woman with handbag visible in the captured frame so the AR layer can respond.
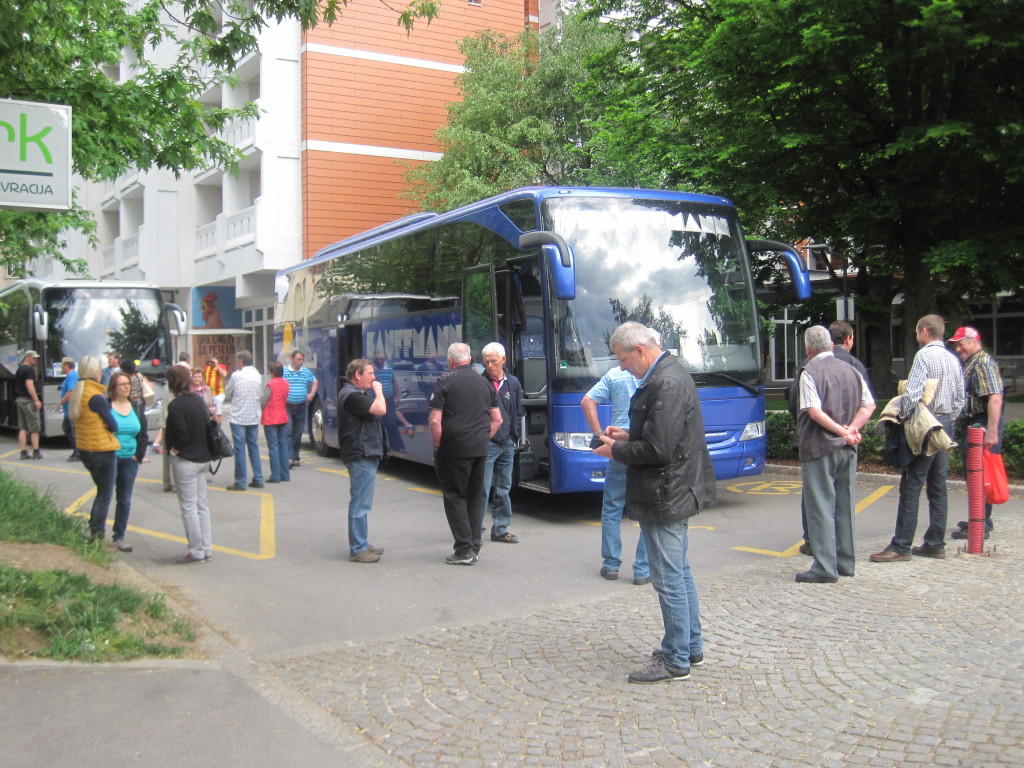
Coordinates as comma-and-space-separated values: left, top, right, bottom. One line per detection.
164, 364, 213, 563
261, 360, 291, 483
107, 371, 147, 552
71, 355, 120, 542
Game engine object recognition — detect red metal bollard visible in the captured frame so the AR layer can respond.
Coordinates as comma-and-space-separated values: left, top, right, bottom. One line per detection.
965, 426, 986, 554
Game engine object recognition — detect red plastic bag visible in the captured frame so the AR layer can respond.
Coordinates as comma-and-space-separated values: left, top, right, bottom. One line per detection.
984, 449, 1009, 505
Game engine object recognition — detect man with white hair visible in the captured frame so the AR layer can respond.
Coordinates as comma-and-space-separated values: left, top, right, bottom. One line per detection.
796, 325, 875, 583
429, 343, 502, 565
480, 341, 523, 544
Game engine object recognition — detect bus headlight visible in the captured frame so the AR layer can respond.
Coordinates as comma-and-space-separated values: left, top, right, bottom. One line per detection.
554, 432, 594, 451
739, 421, 765, 441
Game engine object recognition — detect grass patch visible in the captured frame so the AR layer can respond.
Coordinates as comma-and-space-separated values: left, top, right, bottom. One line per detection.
0, 565, 195, 660
0, 469, 196, 661
0, 469, 110, 566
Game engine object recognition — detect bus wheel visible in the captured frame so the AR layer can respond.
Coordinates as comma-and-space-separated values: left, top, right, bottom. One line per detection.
309, 399, 331, 457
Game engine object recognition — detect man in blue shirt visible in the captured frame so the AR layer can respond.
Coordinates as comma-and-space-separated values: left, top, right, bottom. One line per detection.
283, 349, 318, 467
59, 357, 80, 461
582, 365, 649, 584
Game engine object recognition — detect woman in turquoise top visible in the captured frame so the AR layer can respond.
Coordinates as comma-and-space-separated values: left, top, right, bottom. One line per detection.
108, 372, 146, 553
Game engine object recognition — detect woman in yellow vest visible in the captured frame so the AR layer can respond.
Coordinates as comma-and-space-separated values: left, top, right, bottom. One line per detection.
70, 355, 120, 541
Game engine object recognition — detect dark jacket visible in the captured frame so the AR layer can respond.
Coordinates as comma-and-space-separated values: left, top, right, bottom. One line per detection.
165, 392, 212, 464
481, 372, 523, 443
338, 382, 387, 464
611, 353, 716, 524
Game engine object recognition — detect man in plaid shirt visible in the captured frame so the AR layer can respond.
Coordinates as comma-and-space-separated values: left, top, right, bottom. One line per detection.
871, 314, 964, 563
949, 326, 1004, 539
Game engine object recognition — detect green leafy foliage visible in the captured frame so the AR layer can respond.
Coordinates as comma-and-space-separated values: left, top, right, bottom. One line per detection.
403, 15, 626, 211
584, 0, 1024, 396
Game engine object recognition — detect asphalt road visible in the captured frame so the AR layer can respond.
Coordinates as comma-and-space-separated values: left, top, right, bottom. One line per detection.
2, 433, 906, 661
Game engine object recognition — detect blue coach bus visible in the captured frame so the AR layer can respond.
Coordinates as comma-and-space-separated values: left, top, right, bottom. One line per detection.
274, 186, 810, 494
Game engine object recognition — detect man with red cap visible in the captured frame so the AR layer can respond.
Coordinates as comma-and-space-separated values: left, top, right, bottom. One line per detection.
949, 326, 1004, 540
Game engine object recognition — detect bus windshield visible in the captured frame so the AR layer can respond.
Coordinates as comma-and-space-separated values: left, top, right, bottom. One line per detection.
43, 287, 171, 377
541, 196, 760, 394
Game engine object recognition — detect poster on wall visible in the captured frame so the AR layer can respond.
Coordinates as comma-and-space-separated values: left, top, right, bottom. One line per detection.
191, 286, 242, 330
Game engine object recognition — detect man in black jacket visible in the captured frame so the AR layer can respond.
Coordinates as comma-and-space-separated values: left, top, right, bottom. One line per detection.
480, 342, 524, 544
594, 322, 716, 683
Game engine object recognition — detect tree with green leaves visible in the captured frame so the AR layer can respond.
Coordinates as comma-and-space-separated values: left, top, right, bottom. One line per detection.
403, 14, 626, 212
1, 0, 438, 274
585, 0, 1024, 394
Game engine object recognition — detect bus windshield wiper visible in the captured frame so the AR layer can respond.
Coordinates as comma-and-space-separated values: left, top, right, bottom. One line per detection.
693, 371, 760, 396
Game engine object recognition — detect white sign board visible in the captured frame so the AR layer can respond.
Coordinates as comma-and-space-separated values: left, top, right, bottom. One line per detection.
0, 99, 72, 211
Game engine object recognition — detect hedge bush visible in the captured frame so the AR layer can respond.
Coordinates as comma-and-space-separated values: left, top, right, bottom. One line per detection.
765, 411, 1023, 480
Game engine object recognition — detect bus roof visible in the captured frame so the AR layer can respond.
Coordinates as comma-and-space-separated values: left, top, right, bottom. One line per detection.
0, 277, 165, 293
282, 186, 735, 277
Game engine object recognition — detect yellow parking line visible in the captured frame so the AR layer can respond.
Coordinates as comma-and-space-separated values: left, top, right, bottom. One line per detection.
64, 484, 277, 560
733, 483, 896, 557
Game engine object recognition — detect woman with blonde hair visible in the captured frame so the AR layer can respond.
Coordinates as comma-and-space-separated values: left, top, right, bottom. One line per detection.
71, 355, 120, 541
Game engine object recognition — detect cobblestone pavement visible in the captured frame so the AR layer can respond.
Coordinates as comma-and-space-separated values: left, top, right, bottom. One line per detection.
271, 513, 1023, 768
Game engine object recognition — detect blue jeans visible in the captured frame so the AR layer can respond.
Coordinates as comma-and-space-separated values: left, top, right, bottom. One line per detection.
264, 422, 291, 482
481, 439, 514, 537
231, 423, 263, 487
346, 457, 379, 554
639, 518, 702, 670
891, 416, 954, 553
80, 450, 117, 536
601, 461, 649, 578
286, 402, 306, 461
113, 456, 140, 541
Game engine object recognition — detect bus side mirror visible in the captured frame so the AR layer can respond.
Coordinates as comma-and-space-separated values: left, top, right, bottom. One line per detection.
166, 303, 188, 336
32, 304, 48, 341
746, 239, 812, 300
519, 231, 575, 300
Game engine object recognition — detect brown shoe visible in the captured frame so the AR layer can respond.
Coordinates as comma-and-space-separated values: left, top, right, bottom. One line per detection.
869, 547, 912, 563
349, 550, 380, 563
911, 544, 946, 559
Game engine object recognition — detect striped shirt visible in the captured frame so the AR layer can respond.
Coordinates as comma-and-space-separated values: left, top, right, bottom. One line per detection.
898, 340, 965, 420
283, 365, 317, 404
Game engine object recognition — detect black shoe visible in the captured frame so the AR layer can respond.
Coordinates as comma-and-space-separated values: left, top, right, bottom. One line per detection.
67, 453, 81, 462
289, 460, 300, 468
600, 566, 619, 581
445, 552, 478, 565
794, 570, 838, 583
628, 657, 690, 683
798, 542, 813, 556
653, 649, 703, 667
20, 450, 31, 460
951, 528, 989, 540
32, 450, 43, 460
490, 532, 519, 543
249, 481, 264, 489
633, 575, 651, 586
226, 483, 246, 491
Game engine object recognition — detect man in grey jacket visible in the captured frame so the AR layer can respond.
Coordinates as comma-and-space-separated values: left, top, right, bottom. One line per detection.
594, 322, 716, 684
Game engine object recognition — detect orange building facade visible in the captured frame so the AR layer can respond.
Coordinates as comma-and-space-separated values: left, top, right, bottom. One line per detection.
301, 0, 538, 259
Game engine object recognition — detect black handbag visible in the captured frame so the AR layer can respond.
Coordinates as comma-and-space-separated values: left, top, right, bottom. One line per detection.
206, 419, 233, 473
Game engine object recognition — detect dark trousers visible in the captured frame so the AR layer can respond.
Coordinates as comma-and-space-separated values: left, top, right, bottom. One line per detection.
286, 402, 306, 461
80, 450, 117, 536
435, 454, 486, 556
62, 414, 78, 457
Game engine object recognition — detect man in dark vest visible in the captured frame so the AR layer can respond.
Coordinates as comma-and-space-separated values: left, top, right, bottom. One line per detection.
796, 325, 875, 583
338, 358, 387, 563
